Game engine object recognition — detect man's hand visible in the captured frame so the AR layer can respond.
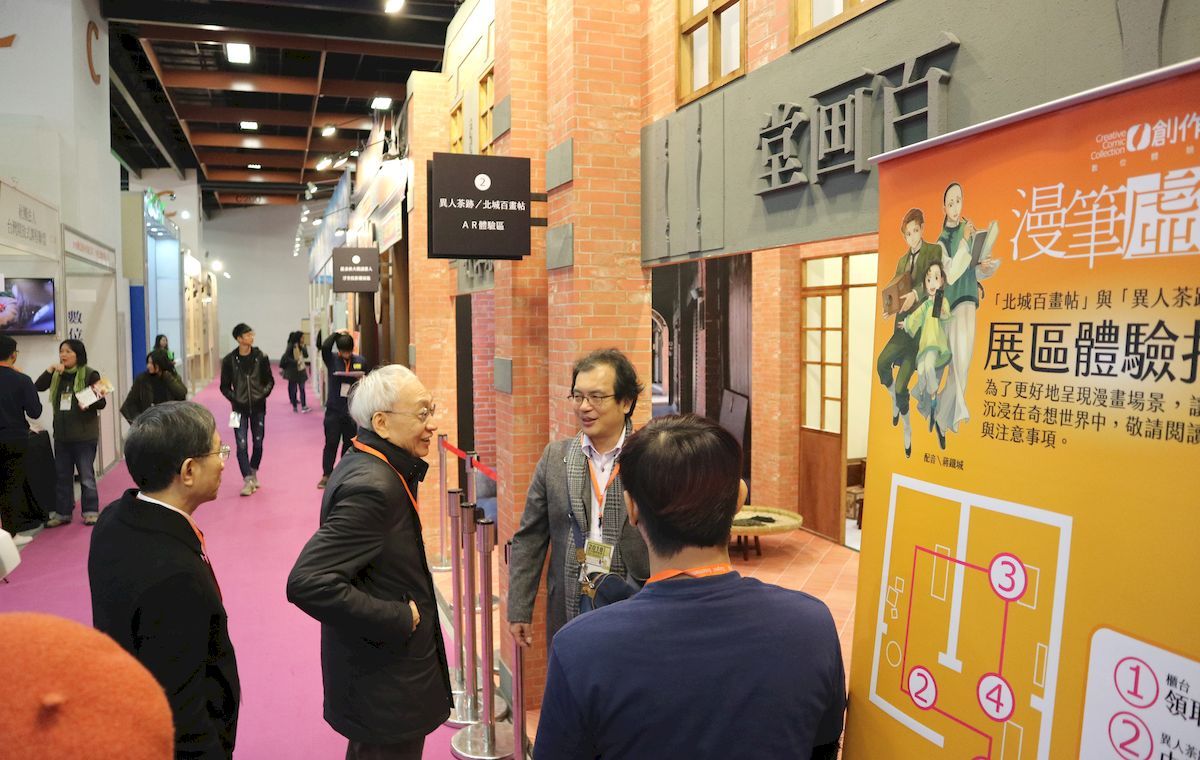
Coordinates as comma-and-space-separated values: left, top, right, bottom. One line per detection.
510, 622, 533, 648
900, 290, 917, 313
409, 600, 421, 632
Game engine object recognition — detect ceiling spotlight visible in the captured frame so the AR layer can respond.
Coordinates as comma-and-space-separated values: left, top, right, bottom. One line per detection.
211, 260, 225, 272
349, 149, 360, 157
225, 42, 252, 64
321, 125, 336, 137
333, 155, 348, 169
145, 222, 151, 227
316, 156, 332, 171
248, 163, 262, 170
385, 0, 406, 13
334, 227, 346, 237
312, 218, 322, 227
180, 210, 192, 220
240, 121, 259, 131
223, 271, 232, 279
307, 182, 318, 193
370, 96, 392, 111
293, 252, 299, 257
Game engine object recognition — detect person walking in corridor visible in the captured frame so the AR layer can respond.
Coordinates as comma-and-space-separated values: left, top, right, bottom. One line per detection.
317, 330, 368, 489
220, 323, 273, 497
121, 349, 188, 423
35, 339, 107, 527
0, 335, 43, 544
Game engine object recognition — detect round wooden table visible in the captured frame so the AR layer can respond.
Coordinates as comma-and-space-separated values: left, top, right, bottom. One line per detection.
729, 506, 804, 560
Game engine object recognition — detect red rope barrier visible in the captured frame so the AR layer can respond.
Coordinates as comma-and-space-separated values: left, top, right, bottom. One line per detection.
439, 439, 498, 481
474, 460, 498, 481
441, 440, 468, 460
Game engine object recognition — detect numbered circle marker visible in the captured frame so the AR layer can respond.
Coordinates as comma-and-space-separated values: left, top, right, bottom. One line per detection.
1107, 711, 1153, 760
908, 666, 937, 710
989, 552, 1028, 602
977, 673, 1015, 722
1113, 657, 1158, 710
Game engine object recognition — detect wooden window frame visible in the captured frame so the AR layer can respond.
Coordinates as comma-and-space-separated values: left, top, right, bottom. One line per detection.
676, 0, 748, 107
478, 65, 495, 155
792, 0, 891, 49
449, 99, 464, 154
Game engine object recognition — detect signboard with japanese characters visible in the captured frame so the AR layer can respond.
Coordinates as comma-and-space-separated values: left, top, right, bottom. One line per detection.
846, 63, 1200, 760
0, 180, 61, 260
63, 227, 115, 271
429, 152, 531, 260
332, 247, 379, 293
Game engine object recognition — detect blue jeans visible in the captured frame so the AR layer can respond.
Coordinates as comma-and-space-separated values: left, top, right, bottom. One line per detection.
54, 439, 99, 519
234, 408, 266, 478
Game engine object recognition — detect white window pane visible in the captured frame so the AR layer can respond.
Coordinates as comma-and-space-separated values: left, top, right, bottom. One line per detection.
846, 287, 878, 459
805, 365, 822, 427
812, 0, 844, 27
805, 256, 841, 287
806, 329, 822, 362
692, 0, 708, 14
824, 399, 841, 434
849, 252, 878, 285
691, 24, 710, 90
825, 329, 841, 362
825, 365, 842, 396
805, 296, 822, 327
719, 2, 741, 77
825, 295, 842, 329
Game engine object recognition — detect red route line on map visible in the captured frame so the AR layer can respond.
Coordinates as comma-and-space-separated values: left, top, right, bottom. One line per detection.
998, 600, 1011, 676
896, 545, 1003, 760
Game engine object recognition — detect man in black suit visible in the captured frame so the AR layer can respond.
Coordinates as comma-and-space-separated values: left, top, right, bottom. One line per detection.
89, 401, 240, 759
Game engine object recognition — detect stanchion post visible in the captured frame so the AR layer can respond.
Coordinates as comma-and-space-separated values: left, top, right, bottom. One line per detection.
465, 451, 478, 505
447, 489, 465, 695
459, 501, 480, 721
432, 434, 451, 571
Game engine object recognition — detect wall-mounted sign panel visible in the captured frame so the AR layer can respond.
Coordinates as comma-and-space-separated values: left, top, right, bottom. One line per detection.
429, 152, 530, 260
0, 181, 60, 260
332, 247, 379, 293
63, 226, 115, 270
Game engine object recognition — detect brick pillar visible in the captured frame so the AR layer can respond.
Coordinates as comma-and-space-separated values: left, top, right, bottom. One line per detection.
406, 70, 460, 548
750, 248, 802, 512
471, 290, 497, 465
493, 0, 551, 709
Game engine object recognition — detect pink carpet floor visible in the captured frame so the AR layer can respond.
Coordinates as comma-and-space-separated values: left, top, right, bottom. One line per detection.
0, 377, 464, 759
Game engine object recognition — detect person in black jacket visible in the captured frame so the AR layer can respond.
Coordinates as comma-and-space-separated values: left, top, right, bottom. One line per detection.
121, 349, 188, 423
0, 335, 43, 543
287, 364, 451, 760
89, 401, 239, 759
219, 323, 274, 497
280, 330, 311, 413
318, 330, 368, 488
34, 339, 107, 527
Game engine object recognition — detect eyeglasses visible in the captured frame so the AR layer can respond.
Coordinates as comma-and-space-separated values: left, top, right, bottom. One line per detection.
193, 444, 231, 463
568, 393, 615, 408
381, 403, 437, 423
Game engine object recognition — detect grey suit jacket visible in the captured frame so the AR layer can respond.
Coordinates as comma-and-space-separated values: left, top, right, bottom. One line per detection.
507, 436, 650, 647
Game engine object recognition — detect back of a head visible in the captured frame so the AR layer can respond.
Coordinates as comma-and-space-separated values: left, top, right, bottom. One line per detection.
125, 401, 216, 493
335, 333, 355, 353
619, 414, 742, 557
0, 334, 15, 362
0, 612, 174, 759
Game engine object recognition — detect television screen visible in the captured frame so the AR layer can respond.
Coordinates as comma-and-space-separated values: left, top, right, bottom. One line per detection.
0, 278, 56, 335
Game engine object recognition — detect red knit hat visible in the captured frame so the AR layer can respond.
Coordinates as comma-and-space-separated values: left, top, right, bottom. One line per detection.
0, 613, 174, 759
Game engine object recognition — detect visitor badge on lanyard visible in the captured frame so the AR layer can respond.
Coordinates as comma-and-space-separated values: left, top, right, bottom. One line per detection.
340, 382, 351, 398
60, 393, 73, 411
583, 538, 615, 574
229, 411, 241, 429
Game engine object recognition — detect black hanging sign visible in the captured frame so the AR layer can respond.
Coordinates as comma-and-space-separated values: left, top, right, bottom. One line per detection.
429, 152, 531, 260
332, 247, 380, 292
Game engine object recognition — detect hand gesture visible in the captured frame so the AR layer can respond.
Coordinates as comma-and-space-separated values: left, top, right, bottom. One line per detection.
409, 600, 421, 632
963, 219, 977, 240
901, 290, 918, 313
510, 622, 533, 648
48, 363, 65, 374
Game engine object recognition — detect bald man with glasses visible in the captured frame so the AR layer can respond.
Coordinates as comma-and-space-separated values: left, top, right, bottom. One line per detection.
508, 349, 651, 652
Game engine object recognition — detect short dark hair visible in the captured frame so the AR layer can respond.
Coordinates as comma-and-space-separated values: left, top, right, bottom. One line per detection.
125, 401, 216, 492
619, 414, 742, 557
571, 349, 643, 419
60, 339, 88, 366
0, 335, 16, 362
335, 334, 354, 352
901, 208, 924, 230
147, 349, 175, 374
232, 323, 253, 339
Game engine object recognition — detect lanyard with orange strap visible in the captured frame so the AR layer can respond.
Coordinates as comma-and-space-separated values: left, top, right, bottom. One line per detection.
351, 437, 420, 512
187, 521, 223, 600
587, 460, 619, 534
644, 563, 735, 585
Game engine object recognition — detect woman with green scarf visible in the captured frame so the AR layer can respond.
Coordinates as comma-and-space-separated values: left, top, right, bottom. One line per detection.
34, 339, 107, 527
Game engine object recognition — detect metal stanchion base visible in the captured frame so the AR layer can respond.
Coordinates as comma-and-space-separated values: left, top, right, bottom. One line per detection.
451, 720, 515, 760
431, 561, 452, 572
444, 692, 510, 728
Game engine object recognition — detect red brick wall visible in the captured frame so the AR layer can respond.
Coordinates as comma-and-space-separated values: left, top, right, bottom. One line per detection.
471, 290, 497, 466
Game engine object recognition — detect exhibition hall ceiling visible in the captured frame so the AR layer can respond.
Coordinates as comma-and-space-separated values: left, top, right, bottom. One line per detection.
103, 0, 457, 215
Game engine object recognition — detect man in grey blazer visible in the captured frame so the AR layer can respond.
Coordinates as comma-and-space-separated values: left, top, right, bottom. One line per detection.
508, 349, 651, 651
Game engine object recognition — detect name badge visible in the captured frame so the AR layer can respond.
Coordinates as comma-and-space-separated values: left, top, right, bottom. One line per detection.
60, 394, 73, 411
340, 383, 351, 398
229, 411, 242, 429
583, 539, 615, 574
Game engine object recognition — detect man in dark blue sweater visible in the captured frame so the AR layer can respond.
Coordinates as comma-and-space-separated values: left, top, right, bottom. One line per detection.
317, 330, 368, 489
535, 414, 846, 760
0, 335, 44, 543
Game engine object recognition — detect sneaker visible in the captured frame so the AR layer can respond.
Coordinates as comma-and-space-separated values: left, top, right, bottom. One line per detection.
250, 470, 260, 489
317, 476, 328, 489
44, 515, 70, 528
240, 477, 256, 497
13, 533, 33, 548
300, 406, 312, 414
82, 513, 99, 526
292, 406, 299, 413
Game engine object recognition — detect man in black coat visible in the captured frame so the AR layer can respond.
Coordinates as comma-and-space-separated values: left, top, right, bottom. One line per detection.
287, 364, 452, 760
89, 401, 240, 759
219, 322, 274, 497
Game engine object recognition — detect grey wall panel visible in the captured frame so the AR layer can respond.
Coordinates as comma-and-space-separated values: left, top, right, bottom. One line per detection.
494, 357, 513, 394
681, 104, 702, 255
546, 138, 573, 191
640, 122, 670, 261
698, 96, 725, 252
546, 223, 574, 270
493, 95, 512, 140
640, 0, 1200, 264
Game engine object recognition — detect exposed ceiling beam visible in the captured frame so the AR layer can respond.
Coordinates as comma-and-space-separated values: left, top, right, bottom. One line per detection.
132, 23, 444, 61
176, 105, 373, 131
322, 79, 407, 101
109, 66, 185, 180
139, 39, 208, 178
214, 192, 299, 206
300, 51, 327, 185
159, 70, 406, 101
206, 169, 305, 183
196, 149, 301, 168
189, 131, 359, 152
102, 0, 451, 49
